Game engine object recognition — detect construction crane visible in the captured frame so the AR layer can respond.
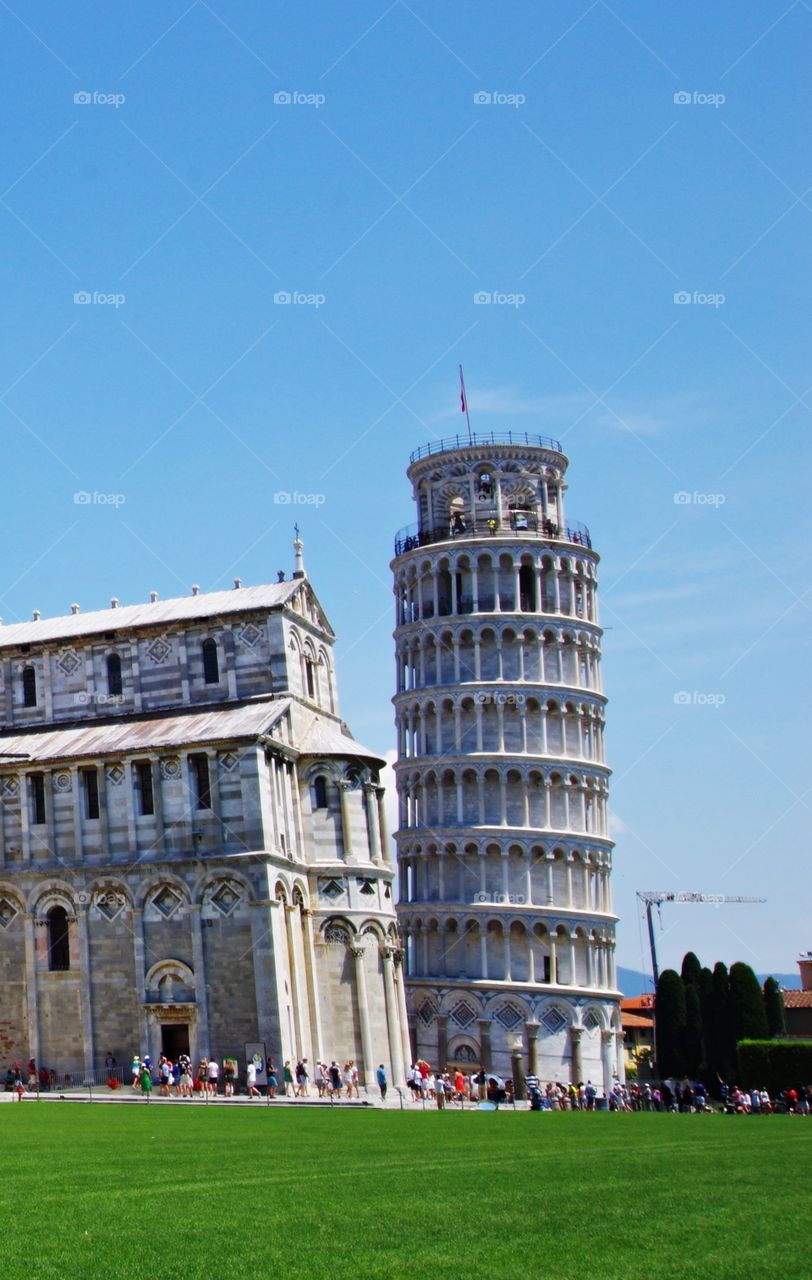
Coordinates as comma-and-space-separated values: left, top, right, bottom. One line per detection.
637, 891, 766, 987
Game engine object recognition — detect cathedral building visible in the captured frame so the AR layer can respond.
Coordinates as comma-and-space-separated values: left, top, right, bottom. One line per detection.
0, 539, 410, 1084
392, 433, 623, 1087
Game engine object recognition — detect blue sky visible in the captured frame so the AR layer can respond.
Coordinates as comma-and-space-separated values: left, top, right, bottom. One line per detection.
0, 1, 809, 981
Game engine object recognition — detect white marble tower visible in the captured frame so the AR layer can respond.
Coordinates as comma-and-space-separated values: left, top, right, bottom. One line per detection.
391, 432, 623, 1087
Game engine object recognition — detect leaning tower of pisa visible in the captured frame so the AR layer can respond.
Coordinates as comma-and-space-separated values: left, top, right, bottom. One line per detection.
391, 432, 623, 1089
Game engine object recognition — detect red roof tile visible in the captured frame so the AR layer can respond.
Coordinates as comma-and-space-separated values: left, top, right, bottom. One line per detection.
782, 990, 812, 1008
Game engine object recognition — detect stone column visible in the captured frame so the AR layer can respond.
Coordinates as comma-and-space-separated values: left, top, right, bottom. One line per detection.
189, 905, 211, 1057
570, 1026, 583, 1084
436, 1013, 449, 1072
351, 945, 375, 1087
525, 1019, 540, 1078
301, 909, 324, 1064
337, 781, 354, 861
477, 1017, 492, 1071
206, 749, 222, 830
150, 757, 165, 855
381, 945, 405, 1085
130, 907, 149, 1055
393, 950, 413, 1070
42, 770, 56, 860
76, 907, 95, 1076
20, 774, 31, 862
250, 901, 281, 1058
23, 913, 39, 1067
601, 1027, 615, 1093
615, 1029, 626, 1085
364, 785, 383, 864
284, 904, 304, 1057
511, 1041, 526, 1100
125, 762, 138, 859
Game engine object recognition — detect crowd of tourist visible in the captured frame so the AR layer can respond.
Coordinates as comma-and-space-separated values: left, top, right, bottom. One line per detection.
125, 1054, 374, 1100
6, 1053, 811, 1114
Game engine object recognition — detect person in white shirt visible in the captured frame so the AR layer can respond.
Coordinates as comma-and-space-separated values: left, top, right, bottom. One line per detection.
246, 1061, 260, 1098
207, 1058, 219, 1096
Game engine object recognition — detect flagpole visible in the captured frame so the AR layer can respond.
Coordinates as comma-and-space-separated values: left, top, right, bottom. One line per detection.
459, 364, 472, 444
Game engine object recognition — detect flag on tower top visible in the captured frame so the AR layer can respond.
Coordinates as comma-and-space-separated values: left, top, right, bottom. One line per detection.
459, 364, 472, 442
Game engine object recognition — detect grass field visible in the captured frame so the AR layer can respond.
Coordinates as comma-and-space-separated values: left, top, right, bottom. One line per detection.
1, 1105, 807, 1280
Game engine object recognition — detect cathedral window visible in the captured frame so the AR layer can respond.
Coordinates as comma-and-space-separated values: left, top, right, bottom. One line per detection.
106, 652, 122, 697
47, 906, 70, 971
22, 666, 37, 707
305, 657, 316, 699
202, 638, 220, 684
82, 769, 100, 820
29, 774, 46, 825
135, 761, 154, 816
312, 775, 328, 809
190, 754, 212, 809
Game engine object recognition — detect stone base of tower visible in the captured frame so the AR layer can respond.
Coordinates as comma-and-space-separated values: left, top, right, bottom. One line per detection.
407, 981, 623, 1091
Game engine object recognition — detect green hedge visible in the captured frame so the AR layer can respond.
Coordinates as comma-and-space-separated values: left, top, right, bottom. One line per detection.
737, 1040, 812, 1093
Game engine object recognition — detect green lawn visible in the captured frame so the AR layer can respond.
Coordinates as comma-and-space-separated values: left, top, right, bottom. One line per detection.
1, 1104, 807, 1279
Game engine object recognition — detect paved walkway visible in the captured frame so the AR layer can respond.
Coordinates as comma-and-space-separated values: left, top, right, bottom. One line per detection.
0, 1088, 528, 1112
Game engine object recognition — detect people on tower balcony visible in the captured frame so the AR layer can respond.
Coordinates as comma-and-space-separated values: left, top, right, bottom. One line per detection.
451, 511, 467, 536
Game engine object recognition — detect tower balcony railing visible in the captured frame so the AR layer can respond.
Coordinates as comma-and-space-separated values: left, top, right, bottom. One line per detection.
394, 514, 592, 558
409, 431, 562, 463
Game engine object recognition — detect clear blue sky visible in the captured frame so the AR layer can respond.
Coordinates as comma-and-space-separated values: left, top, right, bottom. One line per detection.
0, 1, 808, 981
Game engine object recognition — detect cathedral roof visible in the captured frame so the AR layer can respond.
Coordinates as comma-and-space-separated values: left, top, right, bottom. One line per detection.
0, 582, 302, 649
298, 712, 384, 765
0, 698, 291, 764
0, 698, 384, 767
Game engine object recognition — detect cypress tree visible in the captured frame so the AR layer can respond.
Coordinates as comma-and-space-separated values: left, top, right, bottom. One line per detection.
684, 983, 703, 1078
698, 966, 714, 1070
729, 962, 769, 1045
681, 951, 702, 990
708, 961, 731, 1081
762, 976, 786, 1038
655, 969, 686, 1078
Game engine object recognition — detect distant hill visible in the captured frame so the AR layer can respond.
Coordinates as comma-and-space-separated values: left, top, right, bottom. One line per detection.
617, 967, 801, 997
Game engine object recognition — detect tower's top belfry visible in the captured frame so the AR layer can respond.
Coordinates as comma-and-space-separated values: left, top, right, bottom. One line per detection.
394, 432, 592, 561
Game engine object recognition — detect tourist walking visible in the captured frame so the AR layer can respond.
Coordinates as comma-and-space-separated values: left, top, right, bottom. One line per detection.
376, 1064, 387, 1101
139, 1063, 153, 1098
329, 1061, 342, 1096
246, 1060, 260, 1098
207, 1058, 220, 1096
283, 1061, 294, 1097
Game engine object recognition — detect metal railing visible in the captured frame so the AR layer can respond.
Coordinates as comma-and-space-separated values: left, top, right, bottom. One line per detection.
409, 432, 563, 463
4, 1065, 126, 1094
394, 516, 592, 558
